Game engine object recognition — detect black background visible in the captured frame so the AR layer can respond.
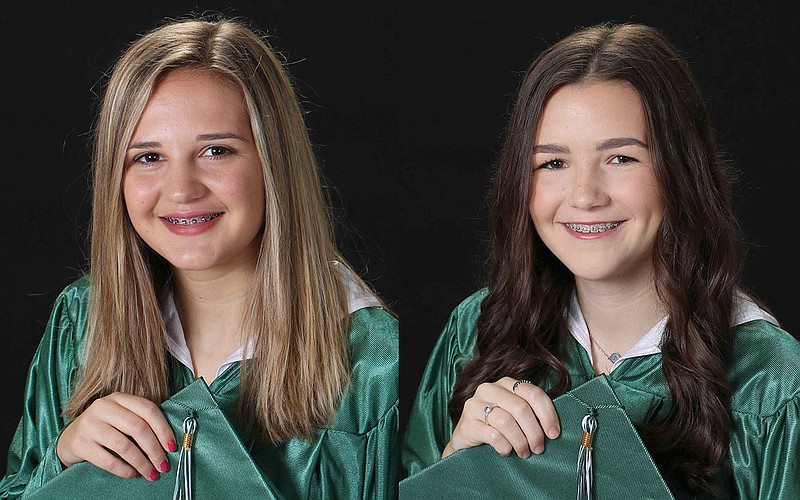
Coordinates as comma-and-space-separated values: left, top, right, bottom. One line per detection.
398, 0, 798, 477
1, 0, 797, 480
0, 0, 399, 473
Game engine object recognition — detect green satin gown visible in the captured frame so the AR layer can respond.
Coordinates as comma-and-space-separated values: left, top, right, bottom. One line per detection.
401, 289, 800, 499
0, 277, 399, 499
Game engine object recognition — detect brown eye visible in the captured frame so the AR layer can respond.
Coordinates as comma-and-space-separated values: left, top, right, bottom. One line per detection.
202, 145, 231, 158
609, 155, 635, 165
536, 159, 566, 170
135, 152, 162, 164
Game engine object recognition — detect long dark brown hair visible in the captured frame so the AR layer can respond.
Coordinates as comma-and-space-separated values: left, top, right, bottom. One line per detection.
450, 22, 743, 495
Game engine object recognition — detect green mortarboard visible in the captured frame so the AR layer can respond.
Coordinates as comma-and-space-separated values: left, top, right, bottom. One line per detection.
27, 379, 285, 499
399, 375, 675, 500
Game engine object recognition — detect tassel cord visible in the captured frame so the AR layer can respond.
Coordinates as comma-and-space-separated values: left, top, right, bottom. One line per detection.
173, 415, 197, 500
576, 413, 597, 500
565, 394, 621, 500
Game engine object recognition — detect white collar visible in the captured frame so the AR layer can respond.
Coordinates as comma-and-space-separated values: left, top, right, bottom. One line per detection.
569, 289, 779, 373
160, 262, 383, 379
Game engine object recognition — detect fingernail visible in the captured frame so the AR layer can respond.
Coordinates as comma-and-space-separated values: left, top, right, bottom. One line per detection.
548, 427, 560, 439
522, 450, 531, 459
159, 460, 169, 472
149, 470, 159, 481
533, 445, 544, 454
168, 441, 177, 453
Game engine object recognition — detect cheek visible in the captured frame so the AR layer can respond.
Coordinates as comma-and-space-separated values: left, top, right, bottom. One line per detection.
121, 180, 155, 239
240, 168, 266, 211
247, 185, 266, 228
217, 173, 264, 209
625, 175, 664, 221
529, 179, 558, 226
121, 176, 164, 243
122, 175, 157, 214
632, 167, 661, 198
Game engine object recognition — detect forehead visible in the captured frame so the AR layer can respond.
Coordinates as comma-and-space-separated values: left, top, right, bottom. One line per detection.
132, 68, 251, 137
535, 79, 647, 144
148, 68, 244, 109
152, 67, 241, 98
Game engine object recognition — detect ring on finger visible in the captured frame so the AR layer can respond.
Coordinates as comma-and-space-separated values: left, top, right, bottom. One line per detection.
512, 379, 532, 394
483, 404, 500, 425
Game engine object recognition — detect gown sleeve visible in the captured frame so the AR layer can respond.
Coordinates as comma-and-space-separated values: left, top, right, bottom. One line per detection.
727, 320, 800, 499
401, 290, 484, 476
365, 399, 400, 500
327, 306, 399, 500
729, 400, 800, 499
251, 306, 400, 499
0, 279, 88, 499
316, 398, 399, 500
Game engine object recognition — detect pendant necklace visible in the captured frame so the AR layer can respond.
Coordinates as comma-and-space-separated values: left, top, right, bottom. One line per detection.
589, 334, 621, 363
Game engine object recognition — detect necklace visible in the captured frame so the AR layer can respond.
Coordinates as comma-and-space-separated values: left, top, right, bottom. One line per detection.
589, 335, 621, 363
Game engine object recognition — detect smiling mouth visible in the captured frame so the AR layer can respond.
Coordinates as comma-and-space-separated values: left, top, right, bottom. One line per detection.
564, 222, 622, 234
162, 212, 223, 225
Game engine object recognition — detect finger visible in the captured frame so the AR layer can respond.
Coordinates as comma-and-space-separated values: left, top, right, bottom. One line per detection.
493, 393, 547, 454
478, 422, 514, 457
511, 381, 560, 439
481, 378, 549, 451
97, 400, 171, 474
473, 379, 546, 454
107, 393, 177, 454
452, 398, 511, 455
473, 380, 508, 401
483, 406, 533, 458
85, 443, 139, 479
92, 421, 159, 480
460, 417, 514, 457
463, 398, 532, 457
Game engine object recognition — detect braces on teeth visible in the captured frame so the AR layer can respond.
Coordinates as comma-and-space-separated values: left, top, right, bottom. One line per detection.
164, 213, 222, 225
565, 222, 621, 233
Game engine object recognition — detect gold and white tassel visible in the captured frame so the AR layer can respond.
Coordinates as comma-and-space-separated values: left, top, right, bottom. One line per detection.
576, 413, 597, 500
172, 415, 197, 500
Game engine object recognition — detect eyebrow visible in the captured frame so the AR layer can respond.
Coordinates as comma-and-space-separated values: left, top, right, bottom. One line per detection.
196, 132, 249, 142
128, 132, 249, 150
596, 137, 648, 150
533, 137, 648, 154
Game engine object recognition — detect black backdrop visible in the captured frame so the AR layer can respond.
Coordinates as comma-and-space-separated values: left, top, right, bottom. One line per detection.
1, 0, 797, 481
398, 0, 798, 478
0, 0, 399, 474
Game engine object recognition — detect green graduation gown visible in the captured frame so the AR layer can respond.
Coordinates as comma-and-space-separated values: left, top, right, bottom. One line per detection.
402, 288, 800, 499
0, 277, 399, 499
400, 375, 676, 499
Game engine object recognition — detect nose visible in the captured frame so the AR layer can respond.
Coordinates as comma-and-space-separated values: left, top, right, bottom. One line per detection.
567, 163, 610, 209
165, 159, 206, 203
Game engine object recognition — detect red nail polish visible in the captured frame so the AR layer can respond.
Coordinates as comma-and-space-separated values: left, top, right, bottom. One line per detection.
149, 470, 159, 481
168, 441, 177, 452
159, 460, 169, 472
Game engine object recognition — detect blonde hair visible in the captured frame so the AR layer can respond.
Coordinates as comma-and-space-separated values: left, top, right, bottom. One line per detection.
67, 16, 357, 442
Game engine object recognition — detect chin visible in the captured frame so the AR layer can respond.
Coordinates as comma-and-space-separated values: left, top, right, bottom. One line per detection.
563, 261, 621, 283
162, 254, 217, 272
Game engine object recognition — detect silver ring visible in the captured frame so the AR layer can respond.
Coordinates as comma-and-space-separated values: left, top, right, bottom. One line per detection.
483, 404, 499, 425
512, 379, 533, 394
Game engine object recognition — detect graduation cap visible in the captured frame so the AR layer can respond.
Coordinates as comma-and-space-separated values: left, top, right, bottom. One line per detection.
27, 379, 285, 499
399, 375, 675, 500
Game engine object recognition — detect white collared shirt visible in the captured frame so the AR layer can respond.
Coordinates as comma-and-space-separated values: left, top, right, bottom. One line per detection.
160, 262, 383, 378
569, 290, 779, 373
